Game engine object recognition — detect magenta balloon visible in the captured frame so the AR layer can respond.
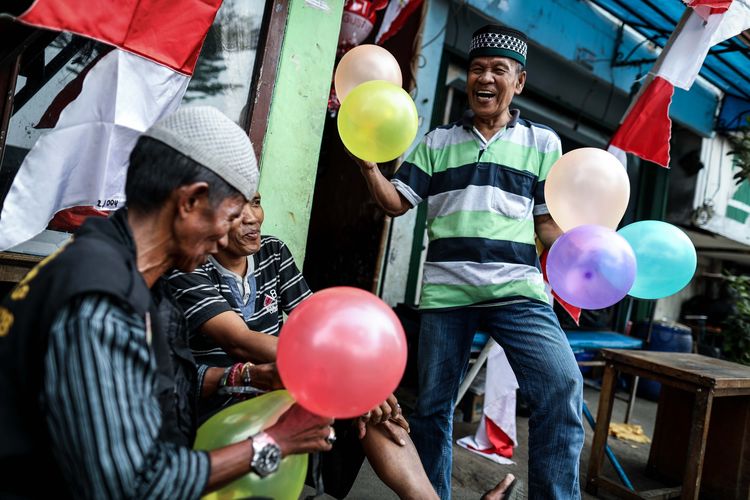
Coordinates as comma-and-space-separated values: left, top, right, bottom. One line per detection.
547, 225, 636, 310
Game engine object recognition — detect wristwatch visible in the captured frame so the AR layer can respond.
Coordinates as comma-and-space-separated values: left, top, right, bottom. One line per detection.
249, 431, 282, 477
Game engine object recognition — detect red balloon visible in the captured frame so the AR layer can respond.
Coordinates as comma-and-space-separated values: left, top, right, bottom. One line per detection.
277, 287, 407, 418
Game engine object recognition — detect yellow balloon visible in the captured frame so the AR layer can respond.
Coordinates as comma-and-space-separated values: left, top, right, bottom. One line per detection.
335, 44, 402, 102
337, 80, 419, 163
194, 390, 307, 500
544, 147, 630, 231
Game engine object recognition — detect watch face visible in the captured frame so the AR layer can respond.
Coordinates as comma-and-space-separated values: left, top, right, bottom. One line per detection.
255, 443, 281, 476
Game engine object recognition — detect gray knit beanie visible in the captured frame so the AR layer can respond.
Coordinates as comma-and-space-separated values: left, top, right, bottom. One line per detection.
143, 106, 259, 200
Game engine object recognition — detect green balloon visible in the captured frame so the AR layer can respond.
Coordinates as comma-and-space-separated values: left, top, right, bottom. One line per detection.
337, 80, 419, 163
194, 390, 307, 500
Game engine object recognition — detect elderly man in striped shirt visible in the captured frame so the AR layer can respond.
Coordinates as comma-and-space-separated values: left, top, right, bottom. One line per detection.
351, 25, 585, 500
0, 107, 335, 499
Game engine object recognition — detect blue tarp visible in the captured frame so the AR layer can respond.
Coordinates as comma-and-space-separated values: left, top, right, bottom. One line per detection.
589, 0, 750, 101
565, 330, 644, 352
718, 94, 750, 130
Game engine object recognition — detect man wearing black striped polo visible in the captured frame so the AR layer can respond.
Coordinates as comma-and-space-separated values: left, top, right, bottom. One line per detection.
168, 193, 440, 500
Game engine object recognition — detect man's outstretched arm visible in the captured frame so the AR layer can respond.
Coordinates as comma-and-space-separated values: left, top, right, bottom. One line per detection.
353, 157, 412, 217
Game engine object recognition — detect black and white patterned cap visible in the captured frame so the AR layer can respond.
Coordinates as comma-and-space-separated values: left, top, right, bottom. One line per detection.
143, 106, 259, 200
469, 25, 528, 66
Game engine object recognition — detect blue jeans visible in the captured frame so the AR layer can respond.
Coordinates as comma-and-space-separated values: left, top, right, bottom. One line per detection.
409, 301, 584, 500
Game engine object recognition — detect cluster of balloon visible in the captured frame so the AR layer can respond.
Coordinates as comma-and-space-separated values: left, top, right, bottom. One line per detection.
334, 44, 419, 163
544, 148, 697, 309
277, 287, 407, 419
194, 391, 307, 500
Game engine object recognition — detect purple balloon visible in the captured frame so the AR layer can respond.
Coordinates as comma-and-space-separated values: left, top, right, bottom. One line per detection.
547, 225, 636, 310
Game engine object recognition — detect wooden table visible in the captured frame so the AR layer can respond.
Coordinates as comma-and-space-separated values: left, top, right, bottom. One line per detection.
586, 349, 750, 500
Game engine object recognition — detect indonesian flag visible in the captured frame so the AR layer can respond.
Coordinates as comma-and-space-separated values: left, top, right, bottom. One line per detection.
457, 343, 518, 464
0, 0, 223, 250
684, 0, 733, 16
374, 0, 424, 44
608, 0, 750, 168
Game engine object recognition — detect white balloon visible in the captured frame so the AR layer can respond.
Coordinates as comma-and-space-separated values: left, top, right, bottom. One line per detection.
544, 148, 630, 232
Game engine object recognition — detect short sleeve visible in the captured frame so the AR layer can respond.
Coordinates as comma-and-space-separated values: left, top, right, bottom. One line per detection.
275, 241, 312, 314
167, 270, 233, 331
390, 138, 433, 207
533, 131, 562, 216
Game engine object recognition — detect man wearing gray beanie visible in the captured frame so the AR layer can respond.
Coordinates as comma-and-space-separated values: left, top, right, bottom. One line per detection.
352, 24, 585, 500
0, 106, 335, 499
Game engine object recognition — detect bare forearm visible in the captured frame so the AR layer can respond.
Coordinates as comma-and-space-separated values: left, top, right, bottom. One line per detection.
201, 367, 224, 398
205, 440, 254, 493
222, 332, 277, 364
534, 214, 563, 249
361, 166, 409, 216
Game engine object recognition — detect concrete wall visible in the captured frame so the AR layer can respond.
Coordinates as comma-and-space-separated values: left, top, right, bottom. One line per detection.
257, 0, 344, 265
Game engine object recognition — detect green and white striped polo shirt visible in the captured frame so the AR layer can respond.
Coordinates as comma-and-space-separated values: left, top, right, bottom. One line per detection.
392, 110, 561, 310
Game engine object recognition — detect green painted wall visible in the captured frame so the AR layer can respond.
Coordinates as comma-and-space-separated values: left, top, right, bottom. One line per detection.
258, 0, 344, 264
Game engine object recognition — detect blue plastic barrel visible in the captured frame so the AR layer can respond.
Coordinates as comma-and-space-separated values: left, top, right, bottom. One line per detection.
639, 321, 693, 400
649, 321, 693, 352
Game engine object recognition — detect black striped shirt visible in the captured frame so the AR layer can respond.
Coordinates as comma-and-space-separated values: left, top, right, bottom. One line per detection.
44, 294, 210, 499
168, 236, 311, 367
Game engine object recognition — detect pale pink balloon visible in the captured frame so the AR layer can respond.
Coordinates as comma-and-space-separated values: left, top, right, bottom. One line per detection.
335, 44, 402, 102
544, 148, 630, 232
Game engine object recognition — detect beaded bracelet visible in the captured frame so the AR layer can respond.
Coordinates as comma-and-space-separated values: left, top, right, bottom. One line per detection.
241, 362, 253, 386
218, 362, 260, 398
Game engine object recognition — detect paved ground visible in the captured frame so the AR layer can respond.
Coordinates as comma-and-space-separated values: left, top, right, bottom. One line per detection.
303, 381, 671, 499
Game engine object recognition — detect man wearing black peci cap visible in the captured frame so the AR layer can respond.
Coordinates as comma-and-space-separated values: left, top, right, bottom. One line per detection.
351, 24, 585, 499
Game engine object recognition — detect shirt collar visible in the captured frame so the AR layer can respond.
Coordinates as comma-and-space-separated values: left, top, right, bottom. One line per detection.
461, 108, 521, 129
208, 255, 253, 283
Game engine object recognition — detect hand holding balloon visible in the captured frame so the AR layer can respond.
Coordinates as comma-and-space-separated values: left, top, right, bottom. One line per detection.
195, 391, 316, 500
265, 403, 335, 456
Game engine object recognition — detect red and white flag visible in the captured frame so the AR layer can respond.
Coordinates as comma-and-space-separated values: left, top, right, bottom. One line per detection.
374, 0, 424, 44
609, 0, 750, 168
0, 0, 223, 250
684, 0, 733, 16
457, 343, 518, 465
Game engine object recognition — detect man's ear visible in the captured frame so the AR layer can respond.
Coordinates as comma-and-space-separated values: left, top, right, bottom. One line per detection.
175, 182, 210, 217
515, 70, 527, 95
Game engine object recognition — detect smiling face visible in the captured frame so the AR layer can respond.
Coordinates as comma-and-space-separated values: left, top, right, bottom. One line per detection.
173, 191, 245, 272
467, 56, 526, 123
223, 192, 265, 259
